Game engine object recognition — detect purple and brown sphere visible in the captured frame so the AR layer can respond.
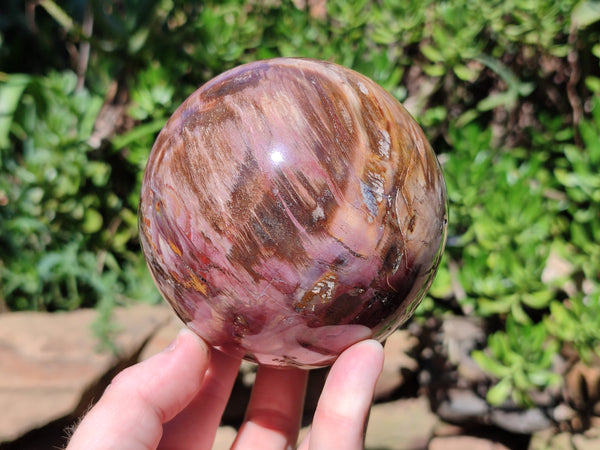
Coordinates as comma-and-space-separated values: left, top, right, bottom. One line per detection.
138, 58, 448, 368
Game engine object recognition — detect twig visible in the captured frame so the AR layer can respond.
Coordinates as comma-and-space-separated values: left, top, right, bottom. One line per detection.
76, 3, 94, 91
567, 23, 583, 145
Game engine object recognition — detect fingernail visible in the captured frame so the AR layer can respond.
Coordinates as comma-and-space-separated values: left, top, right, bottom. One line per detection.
167, 327, 211, 359
165, 328, 187, 352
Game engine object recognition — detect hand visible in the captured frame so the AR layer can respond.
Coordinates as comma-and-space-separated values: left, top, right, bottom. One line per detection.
66, 328, 384, 450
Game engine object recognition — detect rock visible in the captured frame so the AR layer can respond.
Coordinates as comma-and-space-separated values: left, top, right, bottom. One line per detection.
564, 362, 600, 411
542, 248, 576, 296
440, 316, 487, 384
0, 304, 170, 444
529, 429, 574, 450
421, 316, 489, 430
568, 418, 600, 449
436, 388, 490, 424
552, 403, 577, 423
490, 408, 552, 434
375, 329, 419, 400
297, 425, 310, 445
365, 396, 438, 450
213, 425, 237, 449
431, 421, 467, 438
528, 384, 561, 408
585, 416, 600, 437
571, 433, 600, 450
139, 313, 185, 360
291, 0, 328, 20
429, 435, 511, 450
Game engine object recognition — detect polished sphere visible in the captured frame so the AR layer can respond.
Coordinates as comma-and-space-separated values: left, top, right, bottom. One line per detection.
139, 58, 448, 368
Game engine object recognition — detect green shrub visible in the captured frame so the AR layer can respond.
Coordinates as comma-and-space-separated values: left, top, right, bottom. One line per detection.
0, 70, 158, 317
473, 318, 563, 407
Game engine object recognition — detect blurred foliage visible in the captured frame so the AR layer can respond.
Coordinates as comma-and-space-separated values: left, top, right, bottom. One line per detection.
473, 317, 563, 407
1, 0, 599, 404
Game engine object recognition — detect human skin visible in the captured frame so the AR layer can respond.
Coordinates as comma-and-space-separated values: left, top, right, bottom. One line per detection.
66, 328, 384, 450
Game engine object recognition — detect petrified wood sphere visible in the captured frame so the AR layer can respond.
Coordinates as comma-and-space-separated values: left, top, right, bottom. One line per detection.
139, 58, 448, 367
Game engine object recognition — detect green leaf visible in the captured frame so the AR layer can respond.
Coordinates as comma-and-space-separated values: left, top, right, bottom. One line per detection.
486, 378, 513, 406
0, 74, 31, 149
477, 91, 517, 111
529, 370, 562, 388
548, 301, 571, 326
511, 390, 533, 408
511, 301, 532, 324
83, 209, 103, 233
128, 27, 150, 54
513, 368, 531, 391
455, 108, 479, 127
86, 161, 111, 187
112, 119, 166, 150
428, 263, 452, 298
420, 43, 445, 63
478, 297, 512, 316
522, 290, 553, 309
572, 0, 600, 29
38, 0, 75, 32
79, 95, 104, 140
422, 64, 446, 77
472, 350, 511, 378
453, 64, 480, 82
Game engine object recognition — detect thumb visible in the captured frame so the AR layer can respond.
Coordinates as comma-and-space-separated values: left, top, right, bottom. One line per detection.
67, 328, 211, 450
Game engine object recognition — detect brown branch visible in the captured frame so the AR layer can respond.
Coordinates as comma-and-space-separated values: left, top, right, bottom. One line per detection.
567, 23, 583, 145
76, 3, 94, 91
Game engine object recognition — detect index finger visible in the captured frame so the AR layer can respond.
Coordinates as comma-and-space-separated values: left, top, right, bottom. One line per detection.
159, 346, 241, 449
299, 339, 384, 450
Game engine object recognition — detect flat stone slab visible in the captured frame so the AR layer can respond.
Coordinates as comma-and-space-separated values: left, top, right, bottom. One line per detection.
429, 435, 511, 450
139, 314, 185, 361
0, 304, 170, 442
213, 426, 237, 449
375, 329, 419, 400
365, 396, 438, 449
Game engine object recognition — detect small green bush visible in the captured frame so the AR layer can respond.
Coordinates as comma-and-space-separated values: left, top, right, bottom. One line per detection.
473, 317, 563, 407
0, 71, 159, 315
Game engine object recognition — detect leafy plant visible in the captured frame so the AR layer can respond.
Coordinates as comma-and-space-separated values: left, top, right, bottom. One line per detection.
473, 318, 563, 407
0, 70, 158, 317
546, 289, 600, 365
552, 97, 600, 288
438, 123, 558, 321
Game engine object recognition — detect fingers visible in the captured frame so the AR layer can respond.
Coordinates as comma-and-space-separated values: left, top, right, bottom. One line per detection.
67, 328, 212, 450
159, 346, 241, 449
232, 365, 309, 450
299, 339, 384, 450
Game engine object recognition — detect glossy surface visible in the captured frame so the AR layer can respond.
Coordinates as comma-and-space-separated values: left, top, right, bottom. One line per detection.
139, 58, 448, 367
